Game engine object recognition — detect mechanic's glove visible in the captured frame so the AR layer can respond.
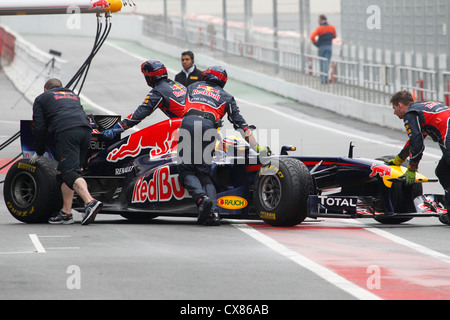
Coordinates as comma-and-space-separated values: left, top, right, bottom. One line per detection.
400, 166, 417, 186
254, 144, 272, 156
29, 153, 41, 164
102, 123, 124, 139
386, 155, 405, 166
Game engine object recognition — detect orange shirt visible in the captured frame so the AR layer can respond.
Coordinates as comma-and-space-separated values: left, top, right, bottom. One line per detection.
311, 23, 337, 47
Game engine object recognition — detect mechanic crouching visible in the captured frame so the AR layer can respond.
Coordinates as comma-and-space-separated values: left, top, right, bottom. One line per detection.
389, 90, 450, 225
31, 78, 102, 225
177, 66, 270, 226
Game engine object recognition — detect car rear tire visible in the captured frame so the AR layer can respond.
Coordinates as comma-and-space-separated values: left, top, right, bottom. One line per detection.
3, 158, 62, 223
254, 158, 314, 226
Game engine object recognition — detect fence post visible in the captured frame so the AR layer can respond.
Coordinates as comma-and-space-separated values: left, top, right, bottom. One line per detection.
299, 0, 305, 74
222, 0, 228, 57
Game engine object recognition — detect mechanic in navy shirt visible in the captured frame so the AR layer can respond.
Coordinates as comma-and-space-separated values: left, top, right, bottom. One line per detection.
310, 15, 337, 84
389, 90, 450, 225
31, 78, 102, 225
102, 60, 187, 139
175, 51, 202, 87
177, 66, 269, 226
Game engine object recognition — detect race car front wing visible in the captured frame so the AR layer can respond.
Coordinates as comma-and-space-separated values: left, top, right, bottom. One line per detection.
308, 194, 447, 219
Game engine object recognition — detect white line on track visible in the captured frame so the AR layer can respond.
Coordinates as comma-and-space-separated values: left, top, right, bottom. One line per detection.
29, 234, 45, 253
343, 219, 450, 265
0, 251, 35, 255
234, 224, 382, 300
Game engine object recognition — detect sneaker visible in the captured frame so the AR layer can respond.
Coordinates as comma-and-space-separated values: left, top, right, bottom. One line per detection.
197, 196, 213, 224
82, 199, 103, 225
203, 212, 221, 226
49, 211, 74, 225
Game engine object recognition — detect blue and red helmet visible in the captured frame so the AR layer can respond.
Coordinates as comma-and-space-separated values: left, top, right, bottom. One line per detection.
141, 60, 168, 87
201, 66, 228, 88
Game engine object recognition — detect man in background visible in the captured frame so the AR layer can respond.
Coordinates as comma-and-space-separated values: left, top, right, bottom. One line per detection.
310, 14, 337, 84
175, 51, 202, 87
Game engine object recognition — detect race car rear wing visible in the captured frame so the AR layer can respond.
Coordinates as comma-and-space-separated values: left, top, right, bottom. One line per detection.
20, 115, 121, 161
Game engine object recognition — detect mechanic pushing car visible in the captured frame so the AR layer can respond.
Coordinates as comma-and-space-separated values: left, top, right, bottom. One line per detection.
389, 90, 450, 225
31, 78, 102, 225
177, 66, 269, 226
102, 60, 187, 139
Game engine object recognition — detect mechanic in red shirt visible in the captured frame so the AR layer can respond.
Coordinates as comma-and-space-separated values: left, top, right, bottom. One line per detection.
177, 66, 269, 226
389, 90, 450, 224
310, 15, 336, 84
102, 60, 187, 138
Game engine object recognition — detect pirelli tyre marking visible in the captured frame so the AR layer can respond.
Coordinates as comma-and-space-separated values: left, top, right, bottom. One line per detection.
3, 158, 62, 223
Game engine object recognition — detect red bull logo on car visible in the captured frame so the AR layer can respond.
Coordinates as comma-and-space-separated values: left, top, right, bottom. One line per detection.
106, 119, 181, 163
369, 163, 392, 178
132, 166, 190, 203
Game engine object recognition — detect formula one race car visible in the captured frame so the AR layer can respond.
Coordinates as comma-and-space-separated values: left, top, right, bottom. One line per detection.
3, 116, 447, 226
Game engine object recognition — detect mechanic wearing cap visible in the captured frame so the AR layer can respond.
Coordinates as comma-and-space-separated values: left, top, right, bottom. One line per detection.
177, 66, 270, 226
389, 90, 450, 225
31, 78, 102, 225
102, 60, 187, 138
175, 51, 202, 87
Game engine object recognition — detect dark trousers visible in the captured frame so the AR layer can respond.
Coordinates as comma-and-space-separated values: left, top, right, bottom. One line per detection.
55, 127, 91, 187
436, 155, 450, 207
318, 45, 332, 83
177, 115, 218, 211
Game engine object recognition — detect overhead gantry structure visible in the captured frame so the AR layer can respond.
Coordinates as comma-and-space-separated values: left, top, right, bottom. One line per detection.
0, 0, 123, 16
0, 0, 131, 94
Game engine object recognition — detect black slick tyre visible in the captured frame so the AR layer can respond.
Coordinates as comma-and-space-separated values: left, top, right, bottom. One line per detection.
254, 157, 314, 226
3, 158, 62, 223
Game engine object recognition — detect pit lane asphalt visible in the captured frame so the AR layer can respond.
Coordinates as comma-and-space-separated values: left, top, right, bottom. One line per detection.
1, 33, 450, 300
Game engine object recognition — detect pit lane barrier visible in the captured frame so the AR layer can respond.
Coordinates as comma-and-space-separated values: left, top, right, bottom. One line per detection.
1, 13, 446, 132
0, 25, 67, 104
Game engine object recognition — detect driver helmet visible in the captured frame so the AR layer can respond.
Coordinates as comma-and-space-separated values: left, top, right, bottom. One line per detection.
141, 60, 168, 88
201, 66, 228, 88
219, 136, 247, 153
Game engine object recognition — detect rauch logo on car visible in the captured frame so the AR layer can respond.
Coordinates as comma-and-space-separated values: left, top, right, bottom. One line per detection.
217, 196, 248, 210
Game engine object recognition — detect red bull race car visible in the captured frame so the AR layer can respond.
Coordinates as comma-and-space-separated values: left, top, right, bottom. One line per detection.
3, 116, 447, 226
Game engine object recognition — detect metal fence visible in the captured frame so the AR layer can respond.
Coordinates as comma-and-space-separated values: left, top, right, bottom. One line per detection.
141, 0, 450, 106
